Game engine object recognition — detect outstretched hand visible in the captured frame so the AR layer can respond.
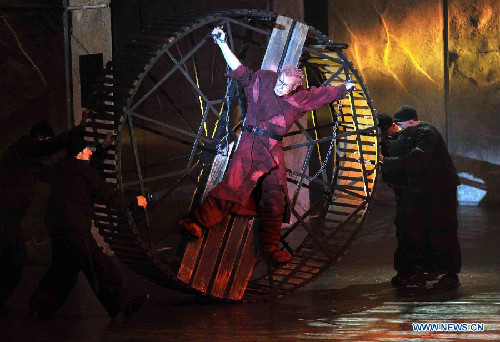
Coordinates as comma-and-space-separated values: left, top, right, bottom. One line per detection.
136, 195, 148, 208
80, 108, 99, 126
379, 154, 384, 164
102, 132, 115, 148
211, 26, 227, 44
344, 81, 356, 92
210, 26, 241, 70
81, 108, 91, 125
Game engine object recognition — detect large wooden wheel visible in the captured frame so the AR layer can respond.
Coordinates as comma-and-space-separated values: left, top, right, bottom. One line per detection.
86, 9, 379, 301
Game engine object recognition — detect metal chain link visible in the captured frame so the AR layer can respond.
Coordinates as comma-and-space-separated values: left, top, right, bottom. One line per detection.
216, 67, 233, 156
307, 74, 353, 182
307, 99, 342, 182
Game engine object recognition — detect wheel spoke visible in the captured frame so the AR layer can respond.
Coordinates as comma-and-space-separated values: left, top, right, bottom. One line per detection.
325, 201, 366, 239
283, 126, 377, 151
332, 184, 369, 201
129, 36, 210, 112
132, 122, 216, 153
346, 80, 371, 197
302, 46, 345, 65
289, 206, 336, 262
285, 121, 336, 138
225, 17, 271, 36
126, 112, 152, 247
165, 49, 239, 143
123, 162, 200, 187
186, 104, 210, 171
146, 73, 198, 134
290, 120, 315, 208
281, 198, 323, 240
130, 110, 213, 144
147, 172, 193, 204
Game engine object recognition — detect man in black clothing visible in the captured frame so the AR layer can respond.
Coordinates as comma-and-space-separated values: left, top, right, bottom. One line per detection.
378, 113, 404, 187
382, 105, 462, 289
378, 113, 410, 286
378, 113, 411, 285
0, 121, 69, 316
29, 131, 149, 319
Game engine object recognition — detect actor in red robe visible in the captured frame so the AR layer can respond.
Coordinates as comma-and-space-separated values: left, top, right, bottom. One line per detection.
180, 27, 355, 264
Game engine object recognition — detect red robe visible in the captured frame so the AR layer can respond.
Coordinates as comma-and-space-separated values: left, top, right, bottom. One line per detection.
209, 65, 348, 218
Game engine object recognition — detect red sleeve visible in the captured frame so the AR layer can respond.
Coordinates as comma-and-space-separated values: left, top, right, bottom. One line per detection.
286, 84, 348, 111
225, 64, 256, 89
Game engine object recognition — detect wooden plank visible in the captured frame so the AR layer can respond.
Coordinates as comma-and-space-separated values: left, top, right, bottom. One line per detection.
190, 215, 232, 293
210, 216, 251, 298
280, 21, 308, 68
201, 142, 233, 200
177, 233, 205, 284
227, 219, 258, 300
261, 15, 293, 71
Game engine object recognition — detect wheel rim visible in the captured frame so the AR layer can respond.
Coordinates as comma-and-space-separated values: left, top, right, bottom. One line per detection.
87, 9, 379, 301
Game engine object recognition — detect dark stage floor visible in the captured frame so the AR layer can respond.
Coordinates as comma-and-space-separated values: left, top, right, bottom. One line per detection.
1, 202, 499, 342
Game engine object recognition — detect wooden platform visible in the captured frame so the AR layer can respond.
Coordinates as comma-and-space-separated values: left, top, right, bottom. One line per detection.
177, 216, 258, 300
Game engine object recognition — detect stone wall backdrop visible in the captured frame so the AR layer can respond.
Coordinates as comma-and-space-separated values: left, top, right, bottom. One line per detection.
329, 0, 500, 205
448, 0, 500, 205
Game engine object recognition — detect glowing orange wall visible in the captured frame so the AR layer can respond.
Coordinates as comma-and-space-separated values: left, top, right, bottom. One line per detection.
329, 0, 500, 204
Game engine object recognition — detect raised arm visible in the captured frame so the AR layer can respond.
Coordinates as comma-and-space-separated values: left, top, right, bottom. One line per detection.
287, 84, 348, 111
211, 27, 241, 71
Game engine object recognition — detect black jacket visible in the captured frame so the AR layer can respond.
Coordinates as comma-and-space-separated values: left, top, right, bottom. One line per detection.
380, 132, 407, 188
382, 122, 460, 192
44, 157, 137, 230
0, 132, 68, 218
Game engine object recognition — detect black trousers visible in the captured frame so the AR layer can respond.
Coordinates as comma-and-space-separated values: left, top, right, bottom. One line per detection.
30, 228, 126, 317
394, 187, 462, 275
0, 217, 26, 306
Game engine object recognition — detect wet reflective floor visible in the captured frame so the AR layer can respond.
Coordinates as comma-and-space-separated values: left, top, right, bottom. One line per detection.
1, 203, 499, 341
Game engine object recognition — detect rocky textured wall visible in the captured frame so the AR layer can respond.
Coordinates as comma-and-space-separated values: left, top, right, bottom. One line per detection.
448, 0, 500, 204
329, 0, 500, 205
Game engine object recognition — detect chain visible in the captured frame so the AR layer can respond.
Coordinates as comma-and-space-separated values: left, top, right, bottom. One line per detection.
216, 67, 233, 156
307, 74, 353, 182
307, 100, 341, 182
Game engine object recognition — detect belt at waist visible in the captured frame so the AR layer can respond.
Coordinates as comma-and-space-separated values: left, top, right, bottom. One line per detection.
243, 125, 283, 141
